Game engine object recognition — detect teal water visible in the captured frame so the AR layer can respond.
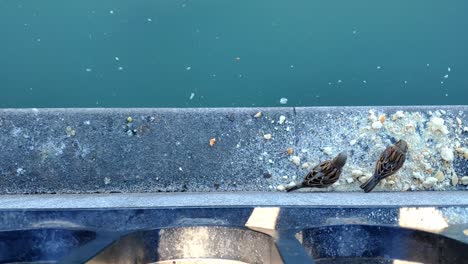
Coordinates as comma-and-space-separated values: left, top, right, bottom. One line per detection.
1, 0, 467, 108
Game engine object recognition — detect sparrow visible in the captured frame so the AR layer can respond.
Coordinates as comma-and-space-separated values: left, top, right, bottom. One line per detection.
286, 152, 347, 192
360, 139, 408, 193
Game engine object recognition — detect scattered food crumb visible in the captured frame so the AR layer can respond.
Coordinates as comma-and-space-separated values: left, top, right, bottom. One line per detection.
209, 138, 216, 147
254, 112, 262, 118
350, 140, 357, 146
428, 116, 449, 135
371, 121, 383, 130
435, 171, 445, 182
351, 169, 363, 177
278, 115, 286, 124
126, 117, 133, 123
379, 114, 386, 123
104, 177, 111, 185
290, 156, 301, 166
461, 176, 468, 185
276, 185, 286, 191
440, 147, 454, 162
423, 177, 438, 189
301, 163, 309, 169
65, 126, 76, 137
16, 168, 25, 175
452, 173, 459, 186
346, 178, 354, 184
263, 134, 272, 140
392, 111, 405, 121
287, 148, 294, 155
322, 147, 333, 155
358, 176, 369, 183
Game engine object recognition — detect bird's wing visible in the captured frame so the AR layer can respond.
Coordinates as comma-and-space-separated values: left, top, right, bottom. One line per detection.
303, 161, 339, 188
375, 147, 406, 178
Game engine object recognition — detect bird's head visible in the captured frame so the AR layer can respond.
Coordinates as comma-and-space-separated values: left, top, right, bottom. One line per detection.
395, 140, 409, 153
332, 151, 348, 168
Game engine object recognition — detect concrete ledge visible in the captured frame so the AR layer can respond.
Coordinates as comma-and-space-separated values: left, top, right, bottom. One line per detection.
0, 106, 467, 194
0, 191, 467, 209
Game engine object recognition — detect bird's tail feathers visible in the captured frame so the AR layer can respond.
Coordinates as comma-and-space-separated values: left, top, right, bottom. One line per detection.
360, 175, 380, 193
286, 183, 303, 192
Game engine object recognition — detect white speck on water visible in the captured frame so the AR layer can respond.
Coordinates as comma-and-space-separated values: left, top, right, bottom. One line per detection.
328, 82, 332, 85
279, 98, 288, 104
426, 63, 430, 67
109, 10, 114, 14
290, 65, 294, 68
448, 67, 451, 72
404, 80, 408, 84
268, 159, 274, 164
445, 93, 449, 97
441, 81, 444, 84
104, 177, 111, 185
117, 66, 124, 71
189, 93, 195, 100
211, 74, 216, 77
147, 18, 152, 22
36, 38, 41, 42
377, 66, 381, 69
352, 29, 357, 34
115, 56, 119, 61
84, 121, 91, 125
235, 56, 241, 61
186, 66, 191, 71
85, 68, 92, 72
363, 80, 367, 84
179, 167, 183, 171
337, 79, 342, 83
444, 74, 449, 79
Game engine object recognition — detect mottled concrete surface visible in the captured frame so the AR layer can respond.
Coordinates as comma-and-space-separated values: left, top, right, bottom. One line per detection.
0, 106, 467, 194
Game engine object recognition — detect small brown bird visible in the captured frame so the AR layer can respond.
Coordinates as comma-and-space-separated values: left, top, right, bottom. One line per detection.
286, 152, 347, 192
360, 139, 408, 193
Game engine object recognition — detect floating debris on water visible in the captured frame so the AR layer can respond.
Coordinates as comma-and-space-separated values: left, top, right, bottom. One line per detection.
189, 93, 195, 100
444, 74, 449, 79
279, 98, 288, 104
85, 68, 92, 72
376, 65, 381, 69
448, 67, 451, 72
115, 57, 119, 61
186, 66, 191, 71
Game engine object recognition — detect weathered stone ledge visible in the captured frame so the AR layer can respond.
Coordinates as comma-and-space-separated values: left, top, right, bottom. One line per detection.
0, 106, 467, 194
